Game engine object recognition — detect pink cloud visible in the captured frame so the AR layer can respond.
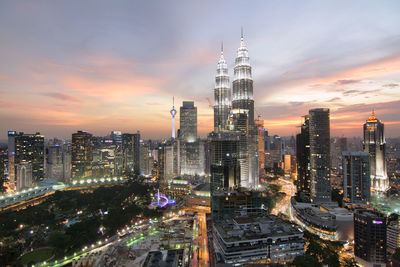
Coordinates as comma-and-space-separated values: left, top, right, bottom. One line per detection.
43, 92, 81, 103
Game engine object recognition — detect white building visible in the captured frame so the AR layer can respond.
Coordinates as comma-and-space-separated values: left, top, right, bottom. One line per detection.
16, 161, 33, 191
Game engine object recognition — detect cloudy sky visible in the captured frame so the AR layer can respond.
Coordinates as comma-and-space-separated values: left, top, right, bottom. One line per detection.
0, 0, 399, 140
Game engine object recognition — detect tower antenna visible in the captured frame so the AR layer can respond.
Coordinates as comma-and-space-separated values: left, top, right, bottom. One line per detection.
241, 26, 243, 39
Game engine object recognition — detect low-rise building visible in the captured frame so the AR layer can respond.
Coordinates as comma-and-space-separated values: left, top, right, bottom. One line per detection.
212, 215, 304, 265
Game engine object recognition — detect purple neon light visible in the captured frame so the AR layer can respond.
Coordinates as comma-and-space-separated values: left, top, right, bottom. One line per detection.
373, 220, 383, 224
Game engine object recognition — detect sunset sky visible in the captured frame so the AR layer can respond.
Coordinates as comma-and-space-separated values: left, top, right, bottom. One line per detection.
0, 1, 400, 140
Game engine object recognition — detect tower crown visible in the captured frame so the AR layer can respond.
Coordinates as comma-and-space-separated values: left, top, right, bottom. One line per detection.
368, 111, 378, 122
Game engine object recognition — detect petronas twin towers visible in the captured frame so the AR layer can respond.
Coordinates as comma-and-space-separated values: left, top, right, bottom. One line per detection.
212, 32, 258, 189
214, 33, 255, 131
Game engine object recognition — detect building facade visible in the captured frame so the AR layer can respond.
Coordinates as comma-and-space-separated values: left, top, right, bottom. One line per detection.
180, 101, 197, 143
354, 209, 387, 266
309, 108, 331, 202
363, 112, 388, 192
16, 161, 32, 191
214, 45, 231, 132
256, 118, 265, 178
296, 115, 311, 195
8, 131, 44, 187
209, 132, 241, 193
121, 132, 141, 175
231, 33, 258, 189
387, 220, 400, 257
46, 141, 64, 181
71, 131, 93, 179
342, 152, 371, 204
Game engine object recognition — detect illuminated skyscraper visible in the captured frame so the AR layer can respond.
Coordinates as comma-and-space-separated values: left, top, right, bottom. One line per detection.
8, 131, 44, 186
121, 132, 141, 175
214, 43, 231, 132
122, 133, 135, 174
179, 101, 197, 143
309, 108, 331, 202
354, 209, 387, 266
46, 140, 64, 181
363, 112, 388, 192
342, 152, 370, 204
255, 118, 265, 178
296, 115, 311, 195
71, 131, 93, 179
231, 31, 258, 188
209, 131, 241, 192
232, 30, 254, 125
170, 97, 177, 139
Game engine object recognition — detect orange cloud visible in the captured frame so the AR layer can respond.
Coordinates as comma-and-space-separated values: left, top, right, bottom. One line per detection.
63, 75, 160, 101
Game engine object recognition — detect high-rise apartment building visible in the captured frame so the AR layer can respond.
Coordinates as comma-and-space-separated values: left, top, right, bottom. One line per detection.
8, 131, 44, 186
71, 131, 93, 179
180, 101, 197, 143
363, 112, 388, 192
354, 209, 387, 266
309, 108, 331, 202
342, 152, 371, 204
214, 45, 231, 132
296, 115, 311, 195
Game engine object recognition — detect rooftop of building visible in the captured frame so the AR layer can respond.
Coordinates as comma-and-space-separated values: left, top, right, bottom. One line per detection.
212, 188, 268, 197
342, 151, 370, 157
355, 208, 386, 219
213, 215, 302, 243
291, 198, 338, 229
142, 249, 183, 267
192, 183, 210, 192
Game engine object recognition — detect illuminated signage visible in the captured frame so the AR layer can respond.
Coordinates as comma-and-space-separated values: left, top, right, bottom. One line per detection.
373, 220, 383, 225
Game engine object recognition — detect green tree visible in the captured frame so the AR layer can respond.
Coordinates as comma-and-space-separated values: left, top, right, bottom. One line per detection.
292, 254, 321, 267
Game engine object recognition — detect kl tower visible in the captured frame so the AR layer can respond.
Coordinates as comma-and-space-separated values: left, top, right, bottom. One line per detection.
170, 97, 177, 139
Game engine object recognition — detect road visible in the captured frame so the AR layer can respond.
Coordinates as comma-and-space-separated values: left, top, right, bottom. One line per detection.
192, 212, 209, 267
271, 177, 296, 216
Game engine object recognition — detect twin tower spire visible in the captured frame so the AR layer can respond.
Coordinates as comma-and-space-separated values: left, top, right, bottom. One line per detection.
214, 30, 254, 132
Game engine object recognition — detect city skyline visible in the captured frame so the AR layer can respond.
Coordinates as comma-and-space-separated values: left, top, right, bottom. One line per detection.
1, 1, 400, 140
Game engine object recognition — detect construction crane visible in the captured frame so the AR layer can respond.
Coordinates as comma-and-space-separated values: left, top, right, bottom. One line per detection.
206, 98, 213, 109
